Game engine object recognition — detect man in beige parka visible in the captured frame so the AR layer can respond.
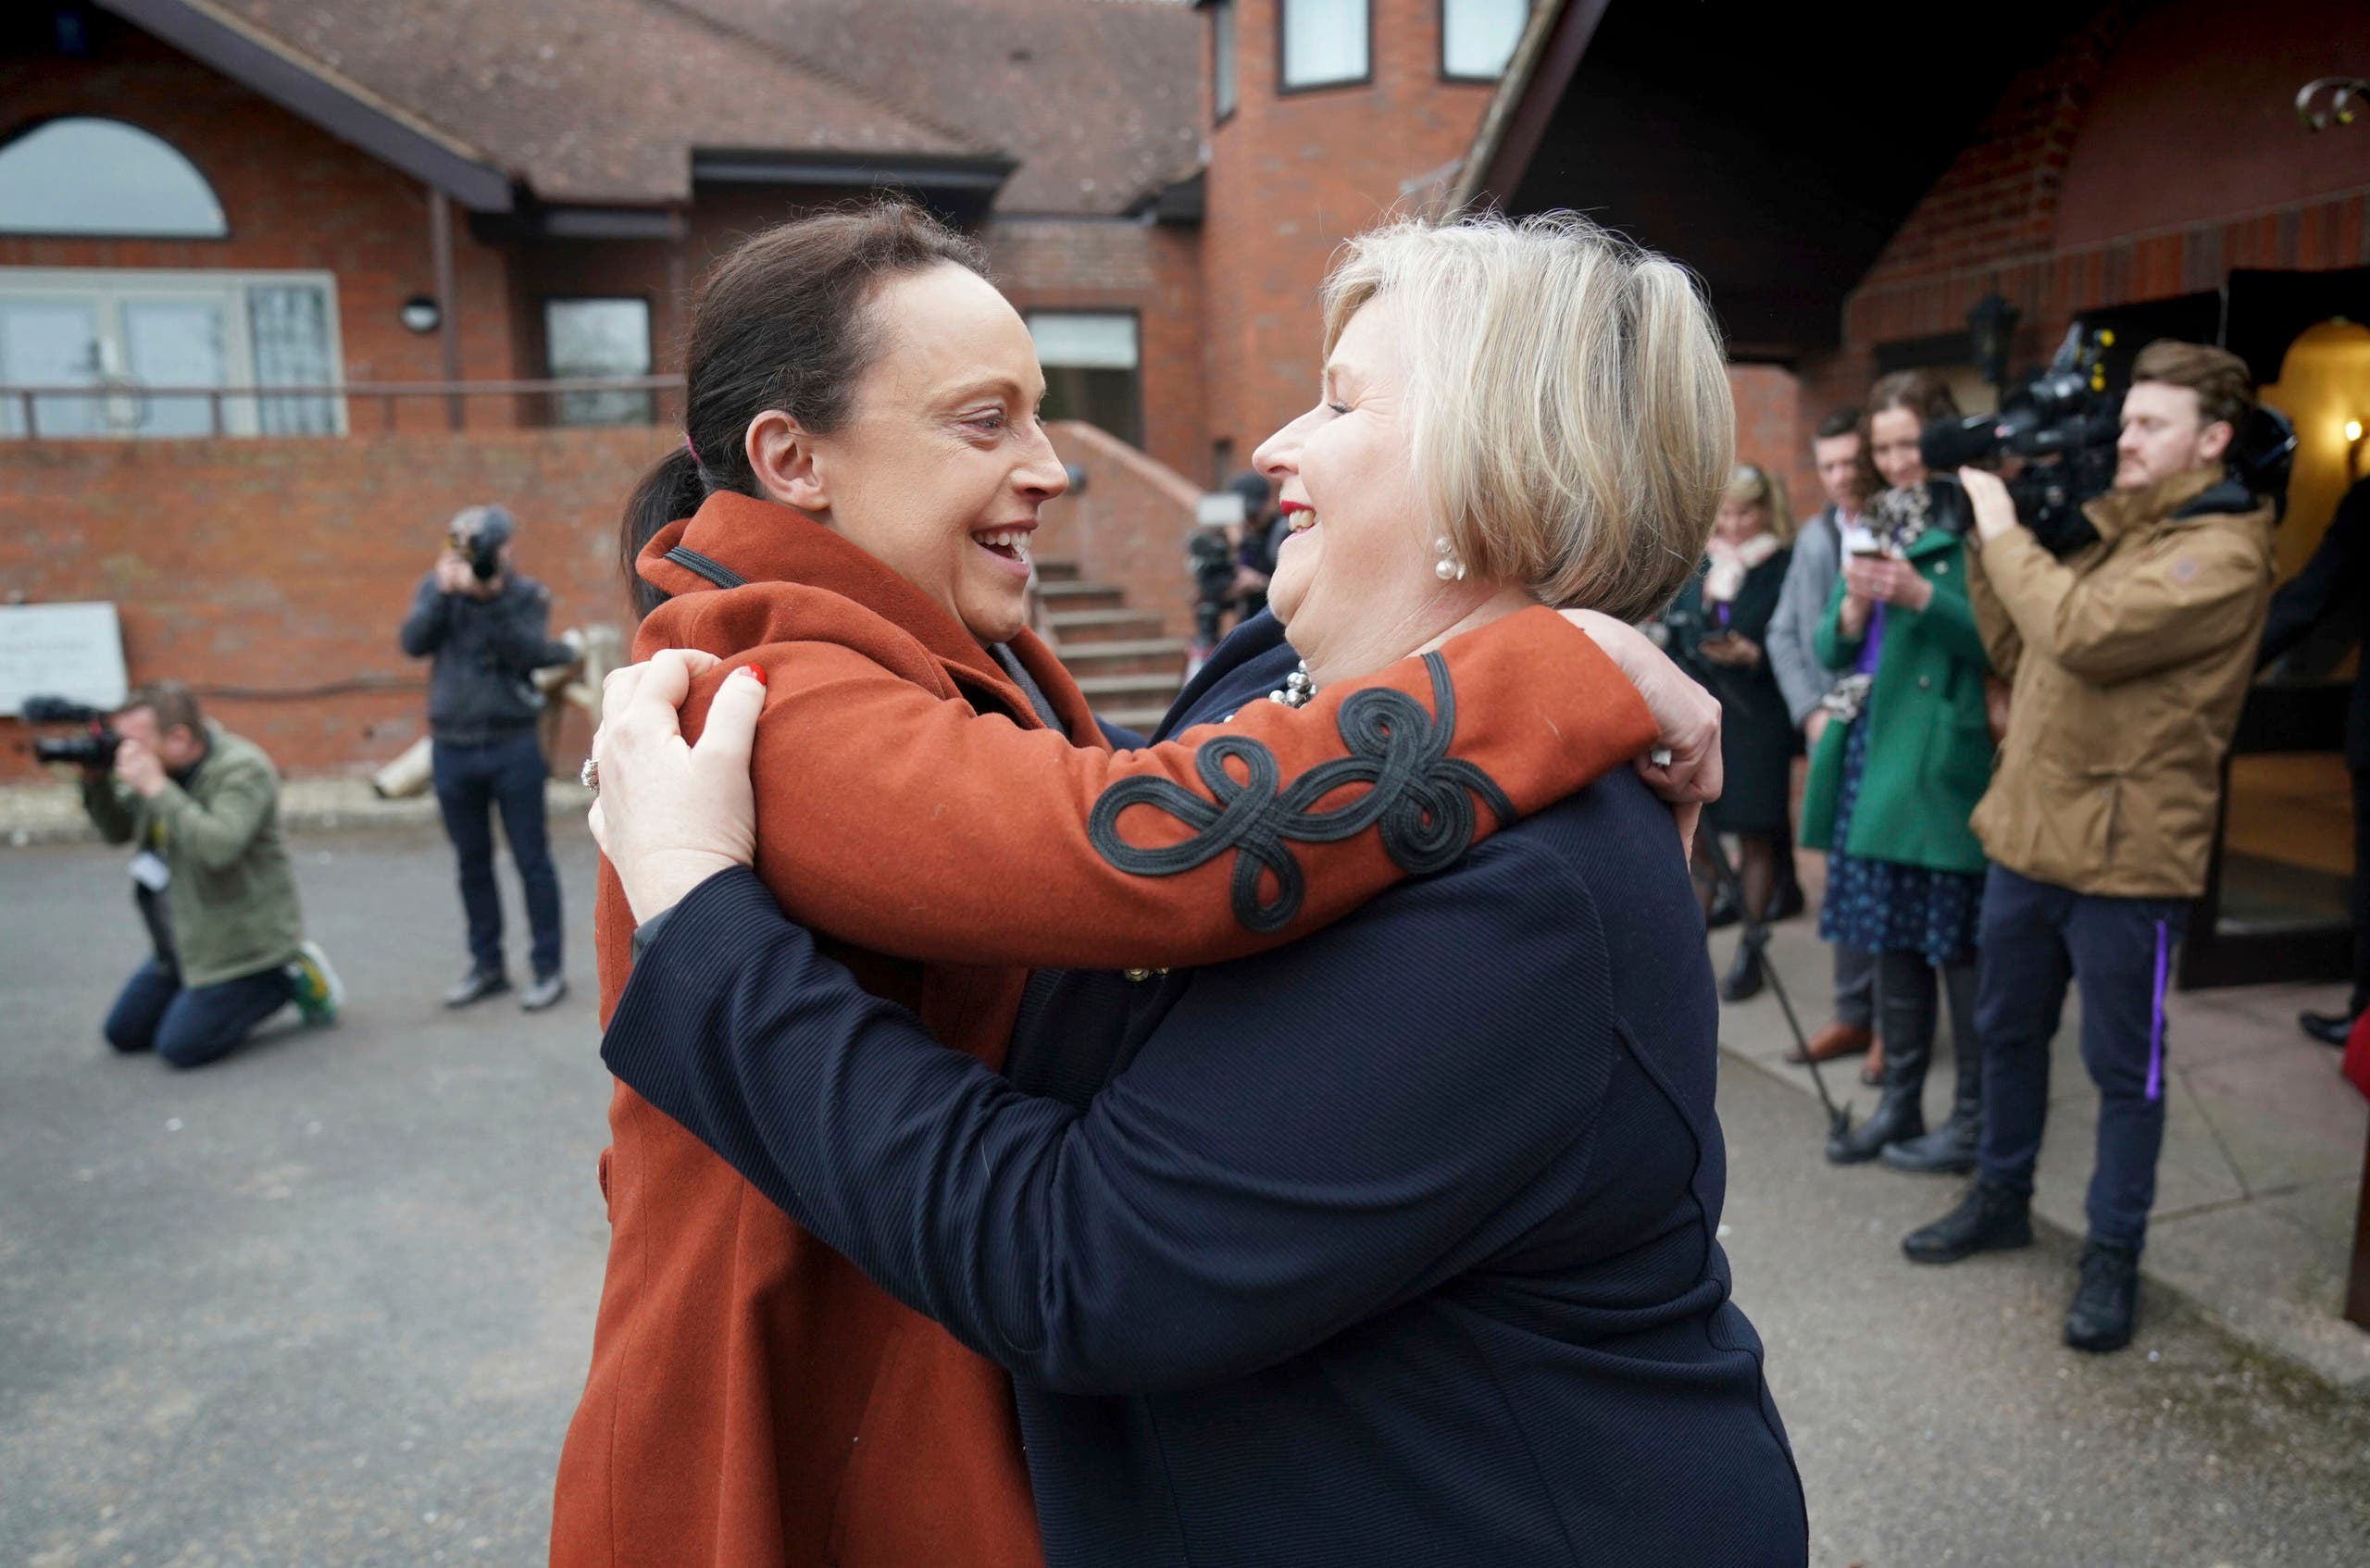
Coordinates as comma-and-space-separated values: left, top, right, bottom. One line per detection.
1901, 341, 2276, 1356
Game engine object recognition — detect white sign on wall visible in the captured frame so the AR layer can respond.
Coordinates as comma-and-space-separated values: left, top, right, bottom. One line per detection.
0, 603, 130, 716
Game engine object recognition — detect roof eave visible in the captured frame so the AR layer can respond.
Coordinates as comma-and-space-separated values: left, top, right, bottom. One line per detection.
1451, 0, 1611, 213
95, 0, 516, 211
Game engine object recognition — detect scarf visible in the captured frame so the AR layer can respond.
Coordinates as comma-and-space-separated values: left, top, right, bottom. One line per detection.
1703, 530, 1782, 605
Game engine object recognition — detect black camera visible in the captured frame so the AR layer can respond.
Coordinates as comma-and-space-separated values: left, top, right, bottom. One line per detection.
1922, 324, 2299, 557
1921, 325, 2124, 557
1186, 526, 1238, 642
447, 504, 515, 582
23, 694, 122, 770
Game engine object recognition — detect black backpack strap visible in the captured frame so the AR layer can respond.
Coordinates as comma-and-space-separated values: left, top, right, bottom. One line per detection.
664, 545, 746, 589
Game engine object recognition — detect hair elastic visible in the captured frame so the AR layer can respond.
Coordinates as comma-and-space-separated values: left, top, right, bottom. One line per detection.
684, 433, 701, 466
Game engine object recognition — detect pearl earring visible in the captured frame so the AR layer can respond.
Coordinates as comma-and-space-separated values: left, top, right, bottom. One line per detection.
1433, 535, 1466, 582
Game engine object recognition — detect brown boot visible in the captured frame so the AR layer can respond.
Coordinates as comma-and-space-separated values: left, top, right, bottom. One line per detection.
1861, 1034, 1887, 1088
1786, 1022, 1872, 1065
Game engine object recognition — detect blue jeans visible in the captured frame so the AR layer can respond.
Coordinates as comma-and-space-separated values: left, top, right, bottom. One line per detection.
105, 957, 293, 1068
1974, 865, 2189, 1250
432, 730, 562, 980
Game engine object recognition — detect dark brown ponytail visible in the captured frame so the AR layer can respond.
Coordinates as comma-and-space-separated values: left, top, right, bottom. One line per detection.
621, 200, 989, 616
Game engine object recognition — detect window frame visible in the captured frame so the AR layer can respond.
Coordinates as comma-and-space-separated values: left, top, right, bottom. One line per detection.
540, 293, 657, 428
1025, 306, 1145, 450
0, 117, 230, 242
0, 265, 346, 439
1437, 0, 1528, 85
1212, 0, 1239, 125
1276, 0, 1374, 97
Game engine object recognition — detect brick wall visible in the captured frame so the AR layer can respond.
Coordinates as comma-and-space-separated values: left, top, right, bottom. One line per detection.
987, 218, 1207, 481
1038, 418, 1200, 640
2, 28, 521, 430
1793, 0, 2370, 479
1198, 0, 1498, 472
0, 429, 672, 779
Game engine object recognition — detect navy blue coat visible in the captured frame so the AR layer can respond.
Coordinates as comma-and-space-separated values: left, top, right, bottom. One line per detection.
604, 614, 1807, 1568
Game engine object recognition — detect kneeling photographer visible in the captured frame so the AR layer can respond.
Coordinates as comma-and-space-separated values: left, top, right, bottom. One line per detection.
60, 682, 342, 1068
1904, 341, 2285, 1355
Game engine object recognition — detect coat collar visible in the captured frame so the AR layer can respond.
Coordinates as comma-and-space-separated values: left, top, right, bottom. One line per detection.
636, 491, 1100, 740
2082, 467, 2227, 544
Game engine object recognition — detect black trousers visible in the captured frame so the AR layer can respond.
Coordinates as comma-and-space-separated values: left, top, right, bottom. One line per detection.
432, 730, 562, 981
1975, 865, 2188, 1250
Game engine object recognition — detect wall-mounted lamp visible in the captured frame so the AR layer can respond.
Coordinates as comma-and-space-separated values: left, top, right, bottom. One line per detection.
2347, 417, 2365, 480
399, 295, 443, 334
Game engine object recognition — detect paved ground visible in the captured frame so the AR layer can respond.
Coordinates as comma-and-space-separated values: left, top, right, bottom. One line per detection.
4, 828, 2367, 1566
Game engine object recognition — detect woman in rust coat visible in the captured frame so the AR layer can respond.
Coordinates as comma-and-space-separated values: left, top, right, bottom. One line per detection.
549, 206, 1709, 1568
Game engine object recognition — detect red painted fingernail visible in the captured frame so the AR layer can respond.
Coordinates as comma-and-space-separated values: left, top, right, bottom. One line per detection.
740, 664, 767, 686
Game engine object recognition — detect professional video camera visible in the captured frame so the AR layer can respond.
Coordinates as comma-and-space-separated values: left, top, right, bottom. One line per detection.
22, 694, 122, 770
1920, 325, 2123, 556
1922, 325, 2299, 557
1186, 491, 1250, 653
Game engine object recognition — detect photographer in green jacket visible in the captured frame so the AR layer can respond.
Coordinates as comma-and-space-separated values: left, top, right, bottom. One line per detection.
80, 682, 343, 1068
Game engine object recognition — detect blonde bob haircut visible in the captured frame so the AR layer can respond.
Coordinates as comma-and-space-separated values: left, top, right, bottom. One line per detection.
1320, 211, 1734, 625
1725, 463, 1795, 545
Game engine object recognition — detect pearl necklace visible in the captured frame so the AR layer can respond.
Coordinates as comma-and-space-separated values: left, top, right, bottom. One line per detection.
1268, 661, 1316, 708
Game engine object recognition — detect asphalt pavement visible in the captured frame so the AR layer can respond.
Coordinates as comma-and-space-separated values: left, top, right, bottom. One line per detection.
2, 826, 2365, 1567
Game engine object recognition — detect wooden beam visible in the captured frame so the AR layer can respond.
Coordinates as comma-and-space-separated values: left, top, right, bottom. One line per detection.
429, 188, 463, 432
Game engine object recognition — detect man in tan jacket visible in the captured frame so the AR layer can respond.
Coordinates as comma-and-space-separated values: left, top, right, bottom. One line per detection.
1902, 342, 2276, 1355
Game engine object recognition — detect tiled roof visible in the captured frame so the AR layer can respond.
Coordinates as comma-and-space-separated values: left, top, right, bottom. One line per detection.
181, 0, 1201, 214
677, 0, 1204, 215
198, 0, 992, 205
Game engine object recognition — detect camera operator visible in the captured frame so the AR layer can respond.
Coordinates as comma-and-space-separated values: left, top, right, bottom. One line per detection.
81, 682, 343, 1067
399, 504, 579, 1011
1904, 342, 2278, 1355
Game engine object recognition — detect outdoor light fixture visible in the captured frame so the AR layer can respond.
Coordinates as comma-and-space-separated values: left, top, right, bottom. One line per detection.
1967, 291, 2020, 390
400, 294, 443, 334
2348, 417, 2365, 479
2297, 77, 2366, 131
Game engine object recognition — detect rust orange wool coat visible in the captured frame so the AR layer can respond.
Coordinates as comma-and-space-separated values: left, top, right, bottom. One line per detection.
549, 490, 1659, 1568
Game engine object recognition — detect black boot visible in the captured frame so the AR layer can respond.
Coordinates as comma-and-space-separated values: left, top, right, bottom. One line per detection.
1883, 1031, 1981, 1175
1902, 1181, 2031, 1263
1719, 930, 1765, 1003
1827, 954, 1932, 1164
2064, 1239, 2141, 1351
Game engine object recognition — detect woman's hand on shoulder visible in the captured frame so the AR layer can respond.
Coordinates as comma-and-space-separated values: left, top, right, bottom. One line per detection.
587, 650, 767, 926
1557, 608, 1723, 811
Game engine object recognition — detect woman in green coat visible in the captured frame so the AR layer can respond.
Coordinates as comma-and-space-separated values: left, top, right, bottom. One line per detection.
1800, 374, 1995, 1168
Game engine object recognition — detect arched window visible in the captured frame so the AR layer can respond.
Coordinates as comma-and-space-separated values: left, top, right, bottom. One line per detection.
0, 118, 228, 238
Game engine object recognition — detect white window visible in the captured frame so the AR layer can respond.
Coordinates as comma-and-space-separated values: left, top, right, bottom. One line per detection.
0, 118, 228, 238
1213, 0, 1239, 121
1280, 0, 1369, 91
1441, 0, 1528, 81
0, 268, 343, 438
544, 298, 654, 426
1028, 312, 1141, 447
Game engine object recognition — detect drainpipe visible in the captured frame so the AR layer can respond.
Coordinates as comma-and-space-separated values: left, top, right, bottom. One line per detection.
429, 187, 463, 430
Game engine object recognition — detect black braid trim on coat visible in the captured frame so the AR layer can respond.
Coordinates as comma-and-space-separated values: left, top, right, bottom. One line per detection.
1086, 653, 1515, 933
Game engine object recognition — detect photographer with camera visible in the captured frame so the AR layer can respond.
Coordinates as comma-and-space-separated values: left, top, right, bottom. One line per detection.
399, 504, 579, 1011
72, 682, 342, 1067
1904, 342, 2278, 1355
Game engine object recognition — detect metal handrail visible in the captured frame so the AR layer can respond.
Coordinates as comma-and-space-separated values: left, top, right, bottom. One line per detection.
0, 374, 688, 438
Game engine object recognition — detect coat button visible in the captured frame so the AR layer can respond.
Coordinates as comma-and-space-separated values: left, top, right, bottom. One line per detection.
1918, 676, 1932, 690
1935, 561, 1950, 574
1124, 967, 1169, 982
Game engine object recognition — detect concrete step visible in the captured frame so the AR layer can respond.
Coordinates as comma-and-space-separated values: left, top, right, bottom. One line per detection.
1095, 704, 1173, 734
1057, 637, 1190, 679
1049, 607, 1169, 644
1073, 672, 1188, 703
1034, 558, 1082, 582
1036, 580, 1128, 612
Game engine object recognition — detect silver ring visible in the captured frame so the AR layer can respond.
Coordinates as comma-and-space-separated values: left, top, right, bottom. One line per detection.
579, 758, 599, 793
1648, 747, 1674, 768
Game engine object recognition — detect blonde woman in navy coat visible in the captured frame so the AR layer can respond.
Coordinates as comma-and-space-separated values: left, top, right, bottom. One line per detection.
588, 215, 1807, 1568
